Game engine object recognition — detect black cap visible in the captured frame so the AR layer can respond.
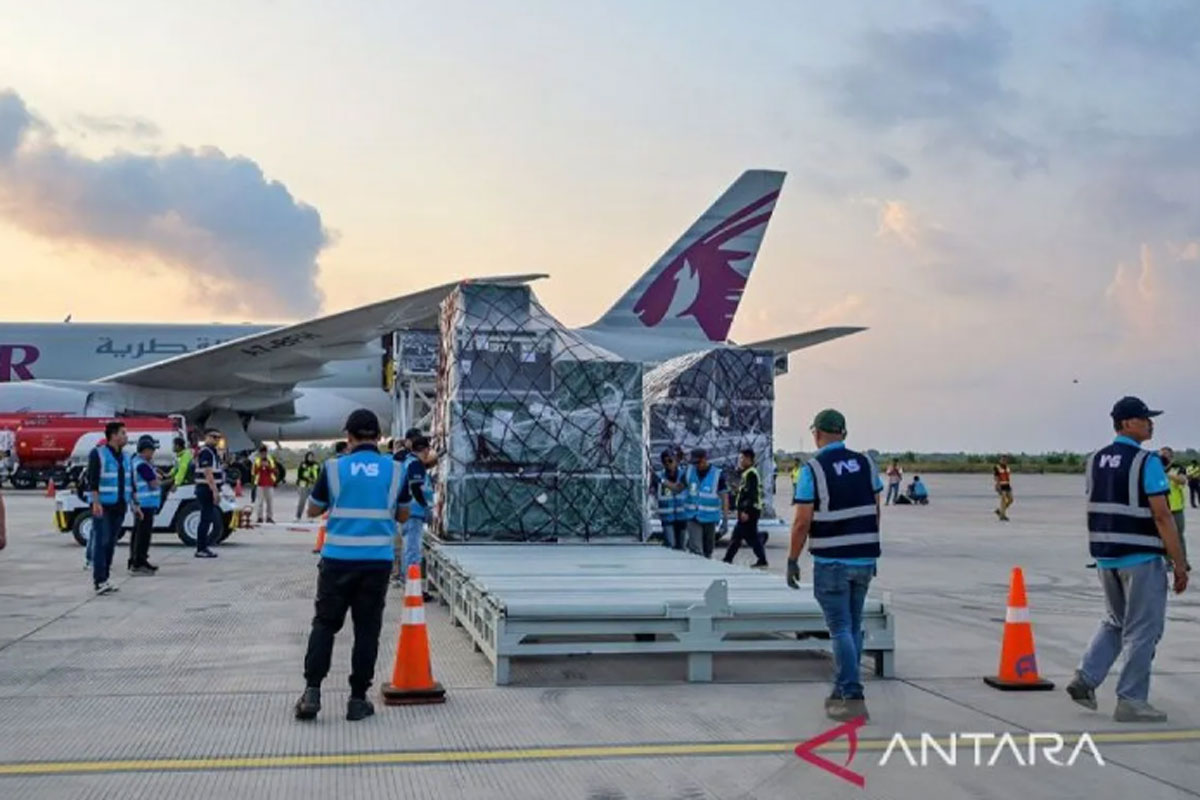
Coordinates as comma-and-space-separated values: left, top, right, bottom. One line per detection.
136, 435, 159, 451
344, 408, 381, 438
404, 427, 422, 441
691, 447, 708, 460
661, 448, 676, 462
1111, 396, 1163, 422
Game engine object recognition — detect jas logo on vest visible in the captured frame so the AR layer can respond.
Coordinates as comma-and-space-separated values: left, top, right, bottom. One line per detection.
794, 717, 1105, 788
1099, 454, 1123, 469
832, 459, 861, 476
350, 463, 381, 478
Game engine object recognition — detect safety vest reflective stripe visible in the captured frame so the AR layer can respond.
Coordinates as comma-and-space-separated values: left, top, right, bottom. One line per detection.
657, 469, 686, 522
812, 505, 878, 522
1089, 532, 1164, 548
94, 446, 132, 505
810, 532, 881, 551
687, 467, 722, 523
741, 467, 763, 511
328, 507, 395, 520
131, 456, 160, 509
1087, 502, 1152, 519
323, 533, 394, 547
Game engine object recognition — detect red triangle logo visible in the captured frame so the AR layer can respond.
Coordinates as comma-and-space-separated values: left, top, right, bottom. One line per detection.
793, 716, 867, 788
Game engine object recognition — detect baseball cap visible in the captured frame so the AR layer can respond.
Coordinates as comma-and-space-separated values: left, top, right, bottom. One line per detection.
1111, 396, 1162, 422
690, 447, 708, 460
404, 427, 422, 441
811, 408, 847, 434
344, 408, 382, 438
136, 435, 159, 451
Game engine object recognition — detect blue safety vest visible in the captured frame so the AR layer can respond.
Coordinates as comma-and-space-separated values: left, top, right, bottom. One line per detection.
657, 468, 687, 523
806, 447, 881, 559
131, 455, 160, 511
686, 465, 723, 524
1086, 443, 1163, 559
321, 450, 402, 562
401, 453, 432, 521
93, 445, 133, 506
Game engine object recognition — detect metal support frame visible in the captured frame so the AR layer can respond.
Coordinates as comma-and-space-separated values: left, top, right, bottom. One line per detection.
425, 541, 896, 685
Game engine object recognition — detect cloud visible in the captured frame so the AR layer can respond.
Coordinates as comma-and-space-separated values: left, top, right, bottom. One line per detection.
875, 154, 910, 182
72, 114, 161, 139
0, 88, 328, 316
1086, 2, 1200, 61
824, 6, 1046, 176
1105, 244, 1162, 341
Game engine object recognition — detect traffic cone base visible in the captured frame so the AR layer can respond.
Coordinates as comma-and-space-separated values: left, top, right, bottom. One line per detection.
381, 681, 446, 705
984, 566, 1055, 691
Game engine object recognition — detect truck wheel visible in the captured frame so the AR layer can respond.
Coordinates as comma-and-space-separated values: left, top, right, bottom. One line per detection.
71, 514, 128, 547
175, 501, 225, 547
11, 471, 37, 491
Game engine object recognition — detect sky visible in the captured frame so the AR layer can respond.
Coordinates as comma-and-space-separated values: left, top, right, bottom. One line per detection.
1, 0, 1198, 452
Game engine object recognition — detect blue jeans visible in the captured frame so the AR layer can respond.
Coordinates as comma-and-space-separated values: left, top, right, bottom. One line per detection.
91, 503, 126, 586
813, 560, 875, 698
401, 516, 424, 574
885, 484, 900, 504
1078, 557, 1168, 701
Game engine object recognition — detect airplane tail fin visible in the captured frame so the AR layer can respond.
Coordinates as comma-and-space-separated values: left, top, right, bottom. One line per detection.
587, 169, 785, 344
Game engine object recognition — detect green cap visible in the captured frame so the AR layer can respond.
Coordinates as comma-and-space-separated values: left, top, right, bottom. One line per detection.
811, 408, 847, 435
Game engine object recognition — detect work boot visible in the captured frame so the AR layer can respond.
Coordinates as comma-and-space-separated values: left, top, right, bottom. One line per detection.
346, 697, 375, 722
1114, 699, 1167, 723
824, 694, 847, 721
195, 549, 218, 559
1066, 672, 1097, 710
842, 696, 870, 722
294, 687, 321, 721
144, 562, 159, 572
751, 560, 769, 569
131, 565, 155, 576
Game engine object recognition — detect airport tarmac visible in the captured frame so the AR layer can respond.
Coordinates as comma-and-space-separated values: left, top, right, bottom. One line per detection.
0, 474, 1197, 799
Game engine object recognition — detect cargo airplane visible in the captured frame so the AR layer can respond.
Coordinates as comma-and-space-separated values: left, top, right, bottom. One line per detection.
0, 170, 863, 449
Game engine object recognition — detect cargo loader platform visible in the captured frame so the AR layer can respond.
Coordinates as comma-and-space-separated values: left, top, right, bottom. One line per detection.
424, 542, 896, 685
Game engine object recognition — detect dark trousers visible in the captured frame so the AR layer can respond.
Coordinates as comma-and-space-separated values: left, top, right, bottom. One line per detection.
723, 511, 767, 564
1190, 481, 1200, 508
303, 560, 391, 697
129, 509, 155, 567
195, 485, 216, 552
91, 503, 125, 586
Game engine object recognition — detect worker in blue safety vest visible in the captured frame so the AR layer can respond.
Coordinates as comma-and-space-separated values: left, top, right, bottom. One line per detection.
789, 408, 883, 722
398, 435, 437, 593
1066, 397, 1189, 724
86, 420, 135, 595
296, 409, 405, 722
655, 449, 688, 550
685, 448, 728, 558
128, 435, 162, 575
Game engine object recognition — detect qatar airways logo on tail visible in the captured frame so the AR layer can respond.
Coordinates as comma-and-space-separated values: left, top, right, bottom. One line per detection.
632, 190, 779, 342
0, 345, 40, 382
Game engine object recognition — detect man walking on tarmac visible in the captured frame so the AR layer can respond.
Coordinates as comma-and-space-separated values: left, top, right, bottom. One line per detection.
194, 428, 223, 559
252, 444, 278, 523
723, 448, 768, 567
788, 408, 883, 722
296, 409, 403, 722
685, 448, 728, 558
1067, 397, 1189, 723
295, 452, 320, 521
128, 435, 161, 575
86, 421, 133, 595
994, 454, 1014, 521
397, 435, 437, 591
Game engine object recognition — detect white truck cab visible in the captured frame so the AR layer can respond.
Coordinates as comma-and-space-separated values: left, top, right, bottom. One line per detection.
55, 483, 238, 548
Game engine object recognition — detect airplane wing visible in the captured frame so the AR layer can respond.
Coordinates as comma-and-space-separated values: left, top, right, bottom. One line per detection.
95, 274, 547, 392
739, 326, 867, 355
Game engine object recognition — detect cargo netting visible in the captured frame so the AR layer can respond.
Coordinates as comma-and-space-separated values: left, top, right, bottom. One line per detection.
432, 283, 646, 540
643, 347, 777, 517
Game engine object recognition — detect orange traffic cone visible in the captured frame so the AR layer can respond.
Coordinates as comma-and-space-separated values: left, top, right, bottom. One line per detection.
984, 566, 1054, 691
381, 565, 446, 705
311, 513, 326, 554
45, 479, 56, 498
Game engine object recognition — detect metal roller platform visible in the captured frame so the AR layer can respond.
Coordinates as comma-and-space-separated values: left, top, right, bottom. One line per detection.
424, 542, 896, 685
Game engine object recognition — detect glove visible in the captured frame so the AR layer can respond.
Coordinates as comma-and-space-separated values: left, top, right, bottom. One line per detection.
786, 558, 800, 589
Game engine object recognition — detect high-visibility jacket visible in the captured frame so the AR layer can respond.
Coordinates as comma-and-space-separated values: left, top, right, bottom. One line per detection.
806, 447, 881, 560
1086, 443, 1163, 559
737, 466, 763, 512
171, 448, 194, 486
1167, 466, 1186, 512
93, 445, 134, 506
131, 455, 161, 511
252, 456, 278, 487
297, 461, 320, 487
686, 465, 723, 524
656, 467, 687, 523
321, 451, 403, 562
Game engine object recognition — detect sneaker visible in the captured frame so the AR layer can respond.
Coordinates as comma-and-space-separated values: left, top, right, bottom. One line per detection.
94, 581, 117, 595
294, 687, 321, 721
1066, 672, 1097, 710
823, 693, 843, 714
144, 562, 159, 572
195, 549, 218, 559
1114, 699, 1168, 723
842, 696, 870, 721
267, 517, 276, 524
346, 697, 375, 722
130, 565, 155, 576
751, 560, 769, 569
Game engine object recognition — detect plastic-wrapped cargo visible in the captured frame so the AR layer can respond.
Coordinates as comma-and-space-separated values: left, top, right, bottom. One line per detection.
433, 283, 645, 540
643, 347, 776, 516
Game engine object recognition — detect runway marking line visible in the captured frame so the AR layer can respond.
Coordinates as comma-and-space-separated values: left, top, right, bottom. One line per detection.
1, 729, 1198, 776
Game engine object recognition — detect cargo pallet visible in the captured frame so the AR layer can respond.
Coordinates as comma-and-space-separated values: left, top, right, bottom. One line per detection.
424, 542, 896, 685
